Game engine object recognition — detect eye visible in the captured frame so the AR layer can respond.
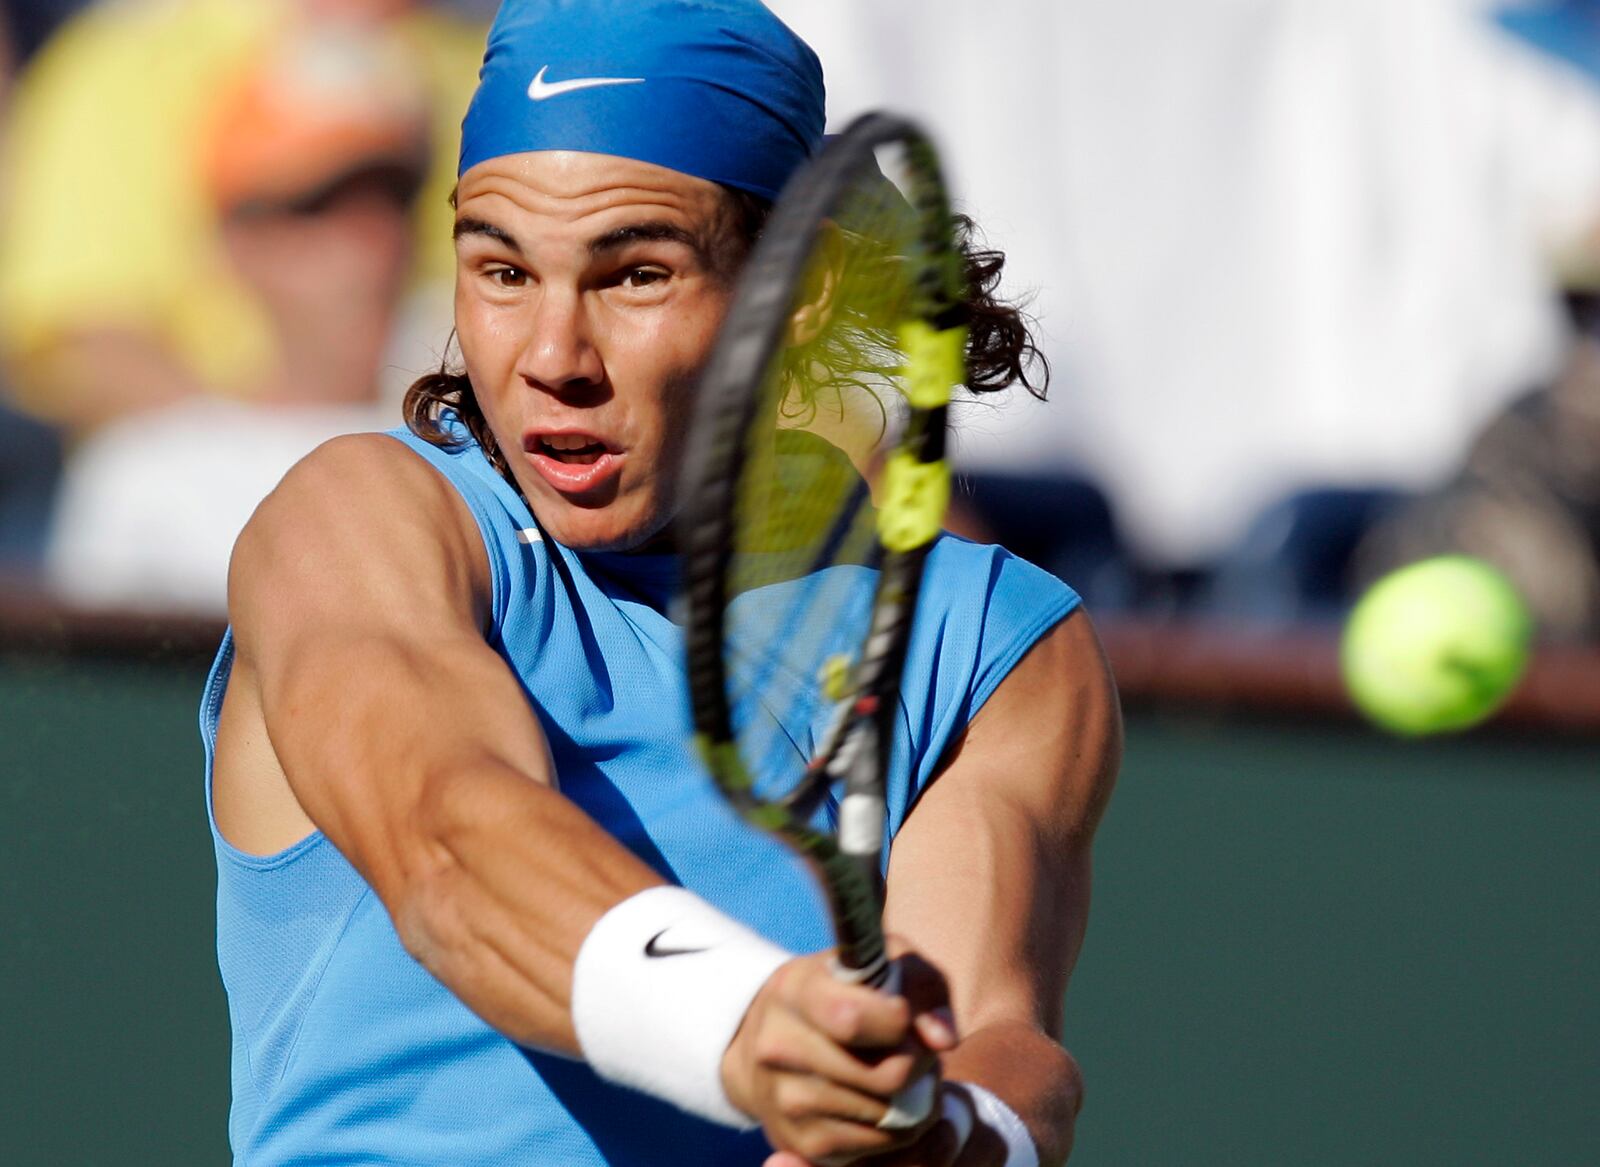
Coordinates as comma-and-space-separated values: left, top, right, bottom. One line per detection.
620, 266, 670, 290
488, 265, 528, 289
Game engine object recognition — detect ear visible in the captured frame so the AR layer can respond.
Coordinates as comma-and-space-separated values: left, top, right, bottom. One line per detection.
785, 221, 845, 347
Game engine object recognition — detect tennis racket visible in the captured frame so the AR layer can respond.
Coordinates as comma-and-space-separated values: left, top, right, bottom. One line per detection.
679, 112, 967, 1130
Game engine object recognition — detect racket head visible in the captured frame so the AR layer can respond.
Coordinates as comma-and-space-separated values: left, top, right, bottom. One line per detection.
680, 113, 967, 976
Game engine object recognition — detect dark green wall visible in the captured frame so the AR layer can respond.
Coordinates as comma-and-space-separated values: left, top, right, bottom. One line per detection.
3, 654, 229, 1163
3, 653, 1595, 1164
1064, 715, 1598, 1165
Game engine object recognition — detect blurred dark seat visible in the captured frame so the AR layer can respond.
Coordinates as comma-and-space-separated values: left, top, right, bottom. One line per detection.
957, 470, 1135, 610
0, 398, 63, 574
1201, 487, 1408, 624
2, 0, 92, 62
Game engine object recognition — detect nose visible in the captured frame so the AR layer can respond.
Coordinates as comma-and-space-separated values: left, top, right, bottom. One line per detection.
515, 285, 605, 397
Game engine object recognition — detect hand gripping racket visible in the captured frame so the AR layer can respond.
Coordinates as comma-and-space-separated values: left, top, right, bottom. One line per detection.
680, 112, 967, 1131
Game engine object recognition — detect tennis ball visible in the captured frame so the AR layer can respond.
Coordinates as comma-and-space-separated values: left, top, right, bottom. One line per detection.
1341, 556, 1532, 736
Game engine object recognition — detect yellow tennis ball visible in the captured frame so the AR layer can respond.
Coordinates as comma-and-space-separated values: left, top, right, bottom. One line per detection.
1342, 556, 1532, 736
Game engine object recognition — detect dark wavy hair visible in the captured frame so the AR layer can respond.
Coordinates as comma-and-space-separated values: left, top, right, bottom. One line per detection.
403, 187, 1050, 474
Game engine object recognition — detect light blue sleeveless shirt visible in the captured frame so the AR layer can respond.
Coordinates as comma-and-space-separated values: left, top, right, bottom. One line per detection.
201, 427, 1080, 1165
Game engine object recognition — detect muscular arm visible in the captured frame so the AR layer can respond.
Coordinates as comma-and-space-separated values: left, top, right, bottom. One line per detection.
883, 609, 1123, 1165
224, 434, 661, 1053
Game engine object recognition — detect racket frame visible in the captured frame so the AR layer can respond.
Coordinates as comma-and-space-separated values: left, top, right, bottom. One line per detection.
681, 112, 968, 988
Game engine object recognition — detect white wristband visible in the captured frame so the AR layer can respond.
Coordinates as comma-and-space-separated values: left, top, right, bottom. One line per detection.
571, 886, 791, 1127
949, 1082, 1040, 1167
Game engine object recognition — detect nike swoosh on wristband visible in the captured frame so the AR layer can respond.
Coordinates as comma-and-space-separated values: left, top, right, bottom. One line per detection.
644, 928, 710, 958
527, 65, 645, 102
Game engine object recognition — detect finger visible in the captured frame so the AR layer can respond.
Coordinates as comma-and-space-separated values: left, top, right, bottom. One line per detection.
912, 1009, 957, 1051
758, 1009, 940, 1101
770, 958, 917, 1051
772, 1070, 918, 1130
809, 977, 917, 1049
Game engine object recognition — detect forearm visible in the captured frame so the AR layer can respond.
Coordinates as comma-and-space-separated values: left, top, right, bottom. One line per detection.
943, 1021, 1083, 1167
270, 638, 794, 1110
394, 754, 663, 1052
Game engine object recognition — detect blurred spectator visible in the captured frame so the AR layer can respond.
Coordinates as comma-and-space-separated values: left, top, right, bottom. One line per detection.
768, 0, 1600, 580
0, 0, 484, 611
1354, 327, 1600, 639
1352, 3, 1600, 641
199, 15, 431, 413
0, 0, 480, 426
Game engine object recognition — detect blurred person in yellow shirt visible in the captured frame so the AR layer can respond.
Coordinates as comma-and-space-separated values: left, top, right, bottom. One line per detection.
0, 0, 481, 425
0, 0, 484, 610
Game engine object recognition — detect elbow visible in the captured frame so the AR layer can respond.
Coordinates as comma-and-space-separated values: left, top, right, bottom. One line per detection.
1042, 1043, 1086, 1166
386, 841, 459, 976
390, 853, 468, 978
387, 753, 522, 972
385, 760, 479, 970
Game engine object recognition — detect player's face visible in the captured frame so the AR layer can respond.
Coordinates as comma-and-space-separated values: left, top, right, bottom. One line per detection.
453, 151, 748, 551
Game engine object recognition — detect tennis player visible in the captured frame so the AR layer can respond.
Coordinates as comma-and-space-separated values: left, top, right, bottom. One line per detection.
204, 2, 1120, 1164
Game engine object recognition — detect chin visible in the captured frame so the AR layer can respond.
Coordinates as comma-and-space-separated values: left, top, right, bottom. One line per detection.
536, 503, 671, 553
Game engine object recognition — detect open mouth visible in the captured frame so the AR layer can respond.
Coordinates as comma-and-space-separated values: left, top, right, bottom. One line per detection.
523, 430, 625, 496
536, 434, 609, 465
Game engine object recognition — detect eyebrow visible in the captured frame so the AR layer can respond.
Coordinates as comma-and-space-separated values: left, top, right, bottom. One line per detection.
452, 216, 711, 262
453, 217, 522, 254
588, 221, 706, 258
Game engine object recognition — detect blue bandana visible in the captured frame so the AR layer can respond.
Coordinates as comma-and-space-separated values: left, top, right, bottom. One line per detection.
458, 0, 825, 200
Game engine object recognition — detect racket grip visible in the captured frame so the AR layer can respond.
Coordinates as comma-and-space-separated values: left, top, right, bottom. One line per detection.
871, 959, 938, 1130
878, 1073, 937, 1131
826, 957, 940, 1128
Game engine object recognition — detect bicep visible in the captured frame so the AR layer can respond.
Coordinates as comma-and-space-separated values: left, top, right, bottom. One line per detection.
228, 434, 554, 901
883, 609, 1122, 1033
229, 434, 492, 654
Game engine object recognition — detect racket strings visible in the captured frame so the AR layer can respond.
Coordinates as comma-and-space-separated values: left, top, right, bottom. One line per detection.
721, 146, 925, 808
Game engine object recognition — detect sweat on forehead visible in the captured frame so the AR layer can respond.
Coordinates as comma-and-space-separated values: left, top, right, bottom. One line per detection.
458, 0, 825, 201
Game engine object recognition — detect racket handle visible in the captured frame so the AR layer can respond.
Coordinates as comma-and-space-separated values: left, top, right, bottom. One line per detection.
826, 956, 940, 1128
871, 959, 938, 1130
878, 1073, 937, 1131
